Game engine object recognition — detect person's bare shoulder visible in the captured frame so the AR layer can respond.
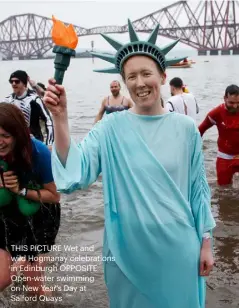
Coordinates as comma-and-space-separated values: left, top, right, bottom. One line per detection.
126, 97, 134, 107
101, 97, 108, 106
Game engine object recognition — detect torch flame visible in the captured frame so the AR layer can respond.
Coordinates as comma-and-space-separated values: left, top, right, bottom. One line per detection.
52, 16, 78, 49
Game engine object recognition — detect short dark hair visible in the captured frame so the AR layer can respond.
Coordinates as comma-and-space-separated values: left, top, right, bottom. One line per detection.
37, 82, 46, 91
110, 80, 121, 87
225, 84, 239, 97
169, 77, 183, 89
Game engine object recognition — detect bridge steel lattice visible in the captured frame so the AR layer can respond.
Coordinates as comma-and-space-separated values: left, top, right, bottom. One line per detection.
0, 0, 239, 59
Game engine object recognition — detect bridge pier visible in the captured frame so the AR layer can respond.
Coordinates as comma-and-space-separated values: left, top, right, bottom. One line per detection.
221, 49, 231, 55
210, 50, 219, 55
198, 50, 207, 56
232, 48, 239, 55
198, 49, 239, 56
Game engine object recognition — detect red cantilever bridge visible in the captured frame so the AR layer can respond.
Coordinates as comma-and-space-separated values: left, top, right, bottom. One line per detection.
0, 0, 239, 60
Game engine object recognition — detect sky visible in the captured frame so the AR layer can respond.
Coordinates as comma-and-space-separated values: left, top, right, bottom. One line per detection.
0, 0, 197, 53
0, 1, 175, 26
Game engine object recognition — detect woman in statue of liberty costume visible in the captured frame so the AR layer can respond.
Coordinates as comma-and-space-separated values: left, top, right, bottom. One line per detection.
44, 20, 216, 308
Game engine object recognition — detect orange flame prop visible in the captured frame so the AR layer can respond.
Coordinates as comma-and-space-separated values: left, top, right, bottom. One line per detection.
52, 15, 78, 49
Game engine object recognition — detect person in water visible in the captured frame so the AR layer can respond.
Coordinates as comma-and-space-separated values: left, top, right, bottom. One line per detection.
3, 70, 54, 145
0, 103, 60, 295
28, 79, 50, 147
44, 20, 215, 308
199, 84, 239, 186
166, 77, 199, 122
28, 78, 46, 98
94, 80, 133, 123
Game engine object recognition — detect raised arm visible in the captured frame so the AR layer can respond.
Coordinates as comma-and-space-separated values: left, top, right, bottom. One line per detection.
94, 98, 106, 124
43, 79, 102, 193
44, 79, 70, 165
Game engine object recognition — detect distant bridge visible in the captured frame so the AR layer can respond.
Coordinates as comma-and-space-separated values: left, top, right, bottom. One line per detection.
0, 0, 239, 60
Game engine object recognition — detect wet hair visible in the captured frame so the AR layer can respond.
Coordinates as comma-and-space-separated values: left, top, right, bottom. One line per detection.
169, 77, 183, 89
0, 103, 32, 171
225, 84, 239, 97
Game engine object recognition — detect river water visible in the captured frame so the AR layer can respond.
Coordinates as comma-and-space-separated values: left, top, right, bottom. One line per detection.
0, 56, 238, 307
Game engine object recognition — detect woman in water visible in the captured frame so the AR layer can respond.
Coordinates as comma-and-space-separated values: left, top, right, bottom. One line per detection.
94, 80, 133, 123
44, 20, 215, 308
0, 103, 60, 295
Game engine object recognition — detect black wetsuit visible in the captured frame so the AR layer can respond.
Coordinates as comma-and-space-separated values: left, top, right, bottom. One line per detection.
3, 89, 54, 145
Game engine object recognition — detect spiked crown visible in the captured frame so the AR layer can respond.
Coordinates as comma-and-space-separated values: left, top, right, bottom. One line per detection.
91, 19, 187, 74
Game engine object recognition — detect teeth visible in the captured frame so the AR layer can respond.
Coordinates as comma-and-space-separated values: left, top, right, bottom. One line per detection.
137, 91, 149, 97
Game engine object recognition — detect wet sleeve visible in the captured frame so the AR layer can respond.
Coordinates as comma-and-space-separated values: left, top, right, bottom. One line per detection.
51, 124, 102, 194
198, 107, 218, 136
190, 128, 216, 239
33, 139, 54, 184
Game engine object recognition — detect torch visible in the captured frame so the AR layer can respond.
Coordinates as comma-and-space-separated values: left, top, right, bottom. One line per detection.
51, 16, 78, 84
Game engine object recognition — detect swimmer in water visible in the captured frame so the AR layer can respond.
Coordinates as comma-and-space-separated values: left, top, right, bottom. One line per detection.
94, 80, 133, 124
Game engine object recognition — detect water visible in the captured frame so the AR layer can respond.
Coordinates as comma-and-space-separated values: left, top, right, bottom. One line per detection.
0, 56, 239, 307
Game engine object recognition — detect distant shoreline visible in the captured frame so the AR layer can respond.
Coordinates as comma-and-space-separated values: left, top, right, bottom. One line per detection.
1, 51, 96, 61
1, 49, 198, 61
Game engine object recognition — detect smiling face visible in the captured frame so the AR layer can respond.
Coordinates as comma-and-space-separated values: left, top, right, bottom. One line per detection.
9, 78, 26, 96
123, 55, 166, 114
110, 81, 121, 97
0, 127, 15, 157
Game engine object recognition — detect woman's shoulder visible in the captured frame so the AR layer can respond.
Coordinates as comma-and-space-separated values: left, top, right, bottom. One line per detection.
31, 138, 50, 158
170, 111, 195, 123
94, 110, 126, 128
169, 112, 197, 134
30, 138, 54, 183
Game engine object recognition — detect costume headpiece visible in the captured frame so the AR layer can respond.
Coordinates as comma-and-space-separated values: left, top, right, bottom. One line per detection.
91, 19, 187, 74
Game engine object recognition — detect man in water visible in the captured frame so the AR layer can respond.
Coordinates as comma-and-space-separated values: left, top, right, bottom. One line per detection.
94, 80, 133, 124
28, 78, 46, 98
199, 84, 239, 186
3, 70, 53, 145
165, 77, 199, 122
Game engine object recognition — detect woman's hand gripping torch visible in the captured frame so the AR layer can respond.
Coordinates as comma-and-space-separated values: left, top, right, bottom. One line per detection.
51, 16, 78, 85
